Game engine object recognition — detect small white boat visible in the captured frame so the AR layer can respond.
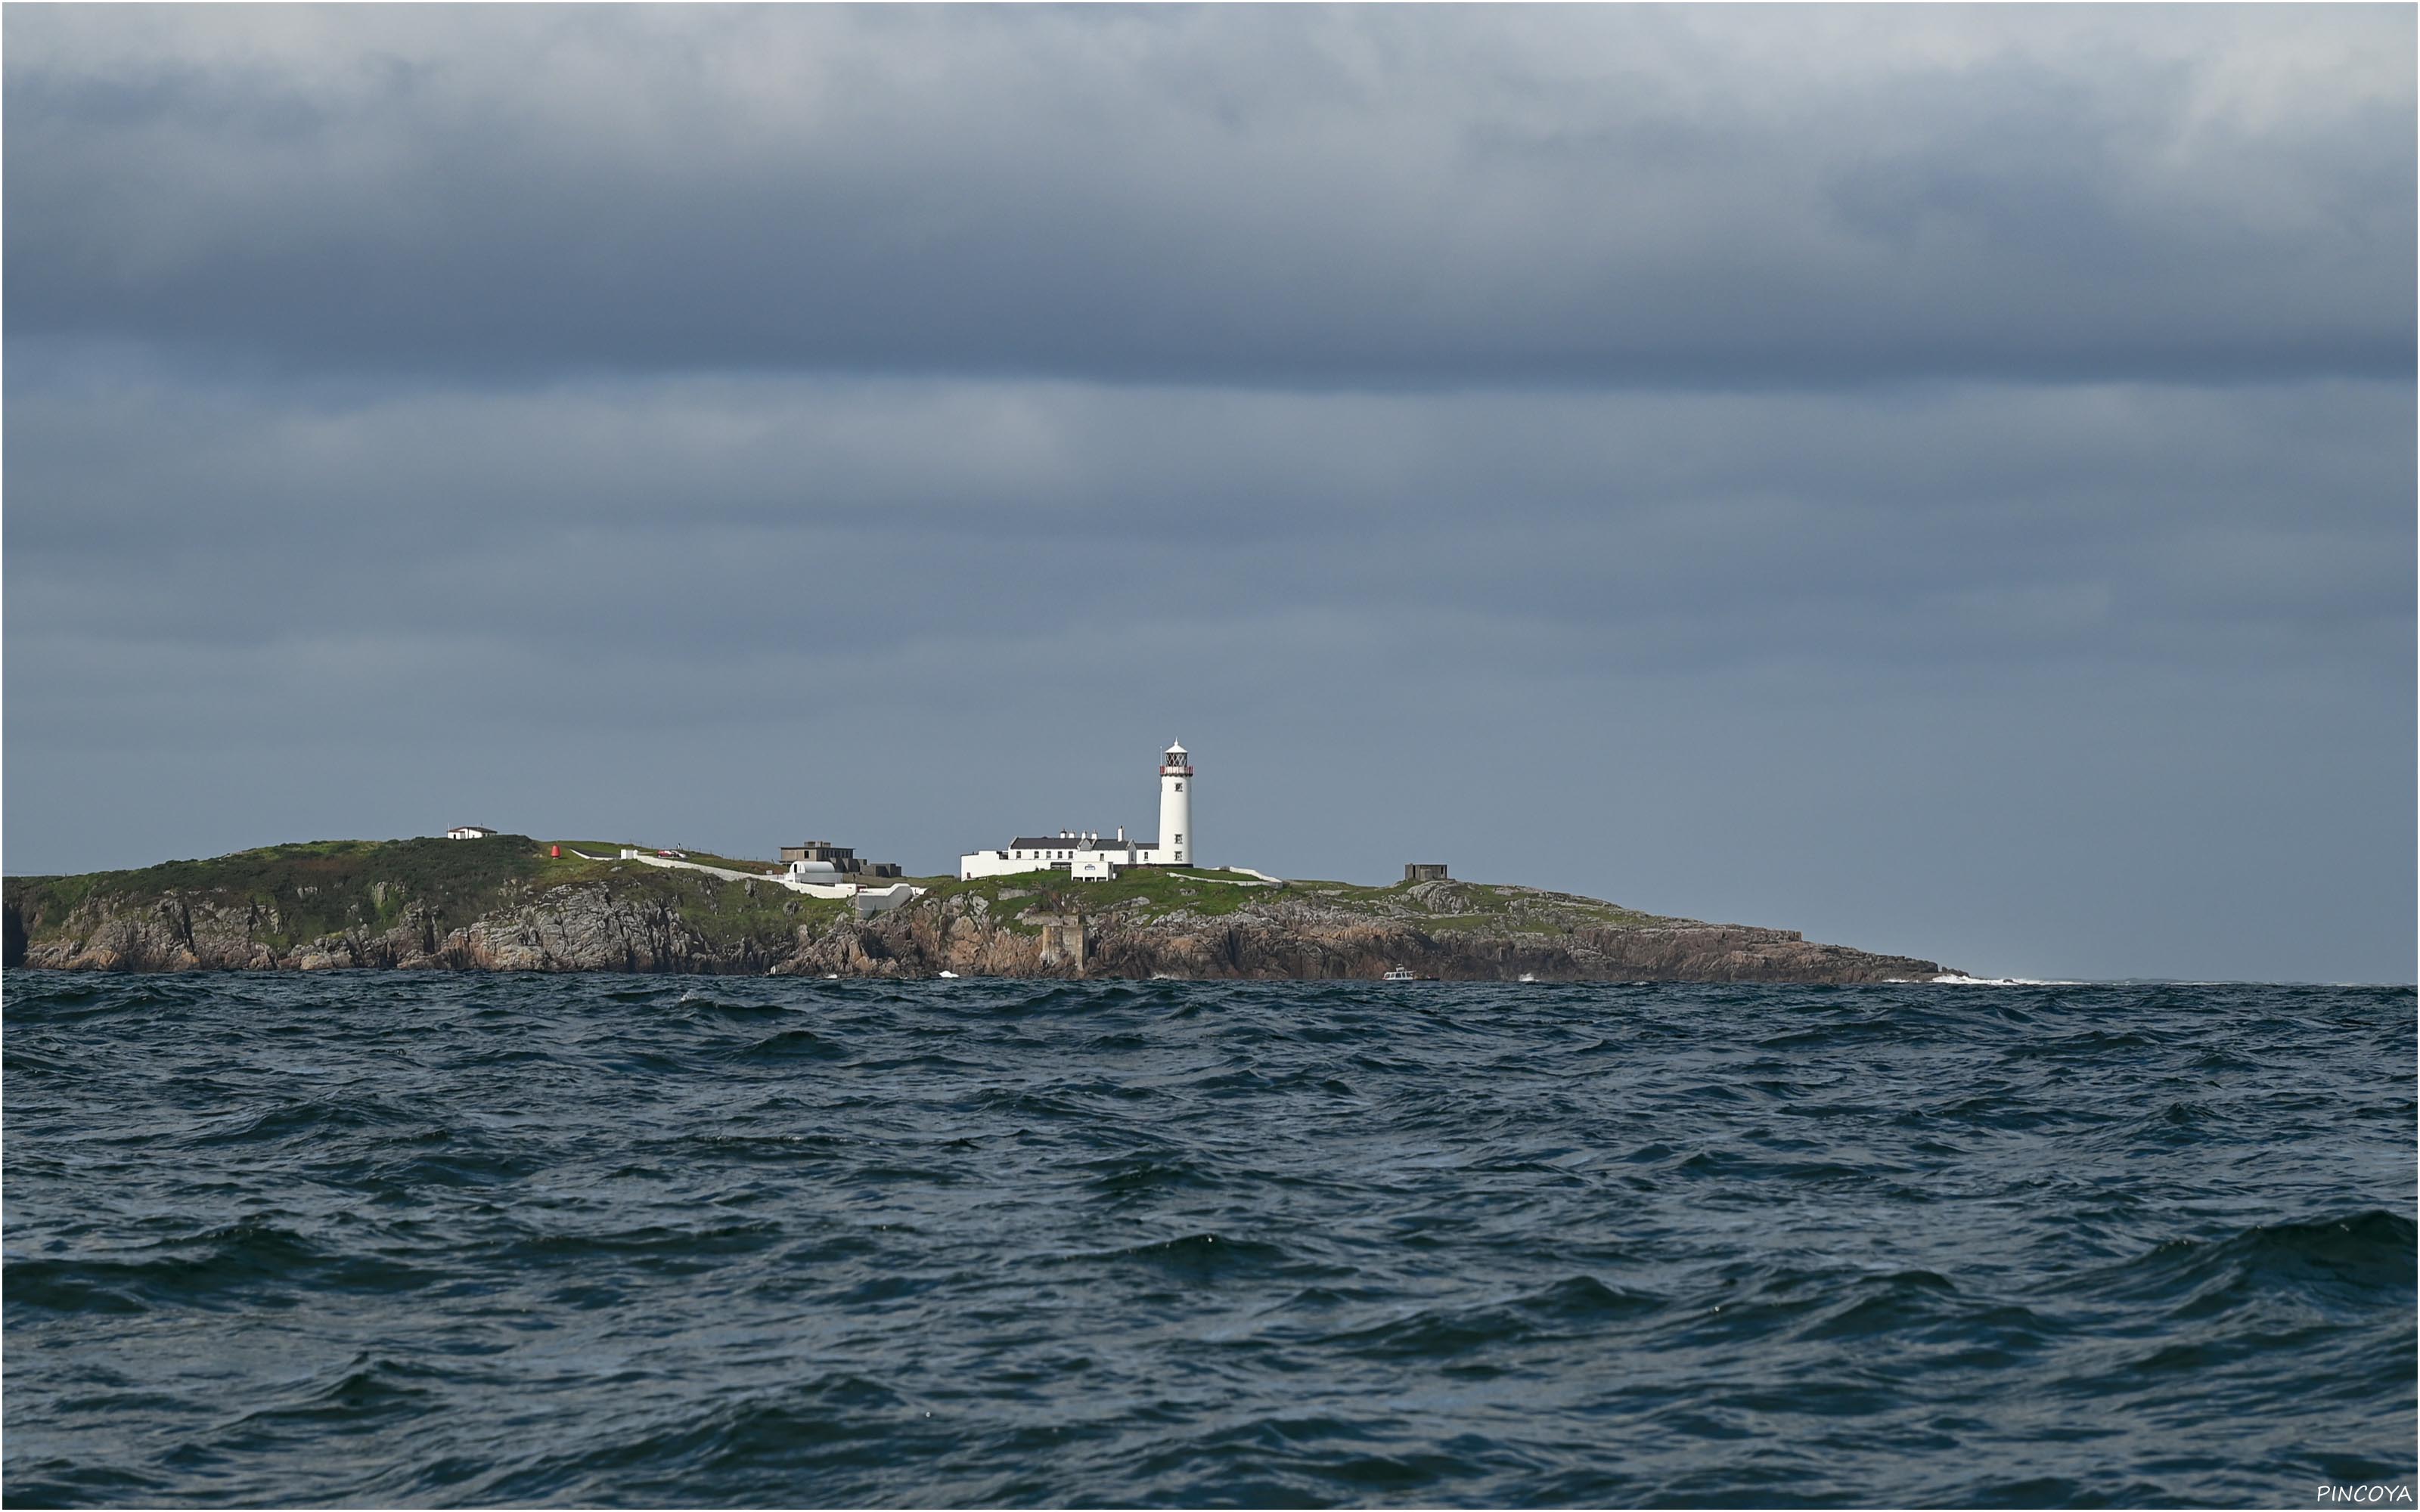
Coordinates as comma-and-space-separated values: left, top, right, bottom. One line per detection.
1518, 973, 1539, 984
1382, 967, 1418, 982
937, 970, 961, 979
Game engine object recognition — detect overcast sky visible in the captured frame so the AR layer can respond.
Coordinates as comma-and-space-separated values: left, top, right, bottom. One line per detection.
6, 6, 2412, 981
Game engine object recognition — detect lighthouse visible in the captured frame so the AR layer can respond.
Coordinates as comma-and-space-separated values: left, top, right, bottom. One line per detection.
1157, 741, 1193, 866
953, 739, 1202, 880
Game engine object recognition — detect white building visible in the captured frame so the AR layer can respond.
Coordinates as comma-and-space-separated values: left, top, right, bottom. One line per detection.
959, 742, 1195, 881
445, 825, 497, 841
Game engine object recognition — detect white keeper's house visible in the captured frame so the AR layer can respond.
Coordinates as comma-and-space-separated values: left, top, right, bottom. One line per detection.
959, 742, 1194, 881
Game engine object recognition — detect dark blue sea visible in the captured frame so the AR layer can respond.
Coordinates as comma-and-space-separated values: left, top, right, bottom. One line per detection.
4, 973, 2412, 1507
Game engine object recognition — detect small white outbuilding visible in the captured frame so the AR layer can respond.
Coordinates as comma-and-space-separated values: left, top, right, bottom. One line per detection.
445, 826, 498, 841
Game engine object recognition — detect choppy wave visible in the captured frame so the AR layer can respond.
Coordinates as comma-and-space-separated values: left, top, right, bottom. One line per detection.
1928, 973, 2086, 986
5, 972, 2412, 1506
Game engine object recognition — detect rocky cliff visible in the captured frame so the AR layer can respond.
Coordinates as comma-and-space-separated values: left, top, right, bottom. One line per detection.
778, 887, 1951, 984
5, 841, 1958, 984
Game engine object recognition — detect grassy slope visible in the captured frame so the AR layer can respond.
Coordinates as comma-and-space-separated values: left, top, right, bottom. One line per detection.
1292, 878, 1671, 934
911, 867, 1289, 929
5, 840, 1665, 959
914, 868, 1670, 935
5, 837, 852, 953
6, 838, 548, 951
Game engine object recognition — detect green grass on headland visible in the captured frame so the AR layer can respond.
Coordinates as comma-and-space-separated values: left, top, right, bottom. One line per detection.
920, 866, 1283, 925
5, 838, 1665, 962
912, 866, 1656, 934
1297, 875, 1665, 933
3, 835, 855, 956
6, 836, 552, 952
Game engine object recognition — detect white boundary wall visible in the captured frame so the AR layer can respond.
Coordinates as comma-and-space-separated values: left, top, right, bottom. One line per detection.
614, 850, 921, 912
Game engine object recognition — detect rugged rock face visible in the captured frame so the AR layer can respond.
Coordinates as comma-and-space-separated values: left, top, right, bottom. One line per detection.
7, 870, 1956, 984
7, 885, 790, 975
770, 891, 1950, 984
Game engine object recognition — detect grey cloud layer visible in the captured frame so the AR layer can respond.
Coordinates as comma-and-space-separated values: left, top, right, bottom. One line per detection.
11, 365, 2406, 675
7, 6, 2412, 384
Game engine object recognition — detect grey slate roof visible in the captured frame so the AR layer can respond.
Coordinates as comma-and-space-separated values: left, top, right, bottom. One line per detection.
1008, 837, 1153, 850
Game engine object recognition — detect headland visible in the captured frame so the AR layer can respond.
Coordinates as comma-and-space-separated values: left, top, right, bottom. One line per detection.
4, 835, 1958, 983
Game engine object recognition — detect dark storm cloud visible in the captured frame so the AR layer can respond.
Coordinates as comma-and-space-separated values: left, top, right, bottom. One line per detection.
5, 6, 2412, 386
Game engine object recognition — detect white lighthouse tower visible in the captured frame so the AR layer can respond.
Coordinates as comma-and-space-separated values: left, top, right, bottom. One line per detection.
1156, 741, 1193, 867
